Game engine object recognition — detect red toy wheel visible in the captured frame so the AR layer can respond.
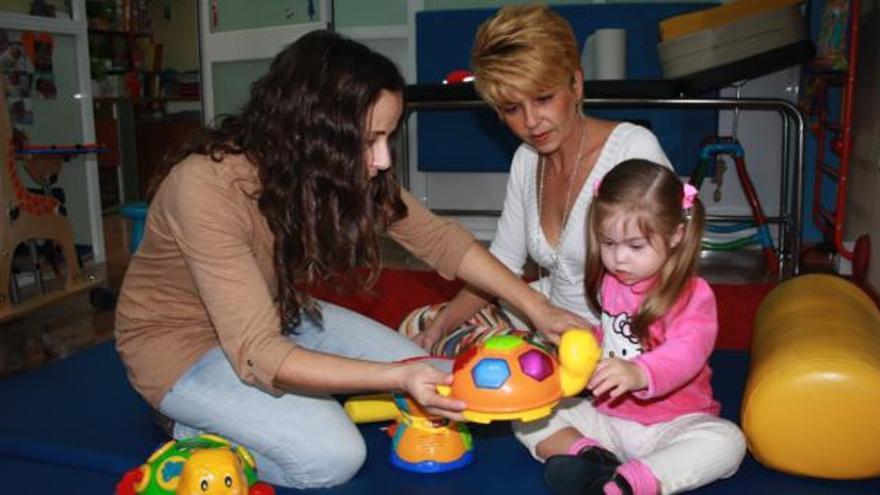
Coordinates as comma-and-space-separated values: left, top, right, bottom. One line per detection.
250, 482, 276, 495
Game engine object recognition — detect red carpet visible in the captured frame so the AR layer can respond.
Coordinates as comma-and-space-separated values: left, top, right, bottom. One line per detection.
311, 269, 775, 352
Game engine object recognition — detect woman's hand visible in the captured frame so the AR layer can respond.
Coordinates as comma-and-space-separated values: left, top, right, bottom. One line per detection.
396, 361, 466, 421
410, 289, 493, 353
528, 300, 591, 345
410, 317, 445, 353
452, 245, 589, 345
587, 358, 647, 399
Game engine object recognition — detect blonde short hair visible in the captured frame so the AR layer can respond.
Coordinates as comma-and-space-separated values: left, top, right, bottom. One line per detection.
471, 4, 580, 108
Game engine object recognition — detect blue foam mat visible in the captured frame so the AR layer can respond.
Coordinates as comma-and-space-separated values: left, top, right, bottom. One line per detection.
1, 341, 878, 494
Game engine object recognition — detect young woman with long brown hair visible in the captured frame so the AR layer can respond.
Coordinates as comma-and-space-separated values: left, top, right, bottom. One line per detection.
115, 30, 586, 489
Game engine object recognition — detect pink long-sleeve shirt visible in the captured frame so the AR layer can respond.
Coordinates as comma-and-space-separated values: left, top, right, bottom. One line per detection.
594, 275, 721, 425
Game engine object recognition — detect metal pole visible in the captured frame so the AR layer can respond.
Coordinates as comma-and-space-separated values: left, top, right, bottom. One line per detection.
403, 94, 806, 276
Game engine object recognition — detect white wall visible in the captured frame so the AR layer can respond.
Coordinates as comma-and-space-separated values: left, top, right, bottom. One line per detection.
845, 6, 880, 289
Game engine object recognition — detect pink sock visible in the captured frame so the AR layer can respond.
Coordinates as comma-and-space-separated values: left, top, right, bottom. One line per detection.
604, 483, 624, 495
605, 459, 659, 495
567, 436, 602, 455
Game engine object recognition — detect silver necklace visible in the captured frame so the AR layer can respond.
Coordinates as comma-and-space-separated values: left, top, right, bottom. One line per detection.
537, 122, 587, 298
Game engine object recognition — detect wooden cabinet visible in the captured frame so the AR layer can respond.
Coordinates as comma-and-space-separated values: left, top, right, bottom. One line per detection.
92, 100, 201, 204
94, 98, 138, 209
134, 116, 201, 198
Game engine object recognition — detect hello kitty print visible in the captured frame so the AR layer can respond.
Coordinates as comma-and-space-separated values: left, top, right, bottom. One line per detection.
600, 310, 644, 361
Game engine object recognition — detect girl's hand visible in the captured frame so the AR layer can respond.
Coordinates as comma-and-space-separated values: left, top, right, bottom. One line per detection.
588, 358, 648, 399
529, 301, 591, 345
397, 361, 466, 421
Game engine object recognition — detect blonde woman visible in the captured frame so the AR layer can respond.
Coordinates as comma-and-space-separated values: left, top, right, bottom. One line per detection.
406, 4, 671, 354
116, 30, 586, 489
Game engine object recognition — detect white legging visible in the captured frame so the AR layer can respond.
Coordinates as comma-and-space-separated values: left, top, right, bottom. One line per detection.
514, 398, 747, 494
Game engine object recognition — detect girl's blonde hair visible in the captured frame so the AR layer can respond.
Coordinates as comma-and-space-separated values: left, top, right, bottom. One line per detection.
471, 4, 580, 109
585, 159, 706, 348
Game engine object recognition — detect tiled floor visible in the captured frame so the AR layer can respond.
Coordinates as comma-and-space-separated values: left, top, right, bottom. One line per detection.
0, 214, 777, 377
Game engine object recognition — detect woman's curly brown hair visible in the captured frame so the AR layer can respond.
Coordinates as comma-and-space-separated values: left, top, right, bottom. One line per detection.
149, 30, 408, 333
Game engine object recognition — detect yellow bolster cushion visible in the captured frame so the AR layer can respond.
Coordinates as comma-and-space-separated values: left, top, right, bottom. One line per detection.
742, 274, 880, 479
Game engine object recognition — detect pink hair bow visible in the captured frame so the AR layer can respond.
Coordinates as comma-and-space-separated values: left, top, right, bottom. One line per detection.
682, 183, 698, 209
592, 179, 602, 196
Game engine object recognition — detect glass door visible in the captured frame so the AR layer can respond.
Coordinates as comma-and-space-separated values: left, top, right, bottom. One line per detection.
198, 0, 330, 122
0, 0, 106, 262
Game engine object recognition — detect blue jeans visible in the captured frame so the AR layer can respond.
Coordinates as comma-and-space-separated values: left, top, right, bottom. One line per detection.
158, 301, 426, 489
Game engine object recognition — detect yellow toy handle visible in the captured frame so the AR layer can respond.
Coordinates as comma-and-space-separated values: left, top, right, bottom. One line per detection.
343, 393, 399, 423
558, 329, 602, 397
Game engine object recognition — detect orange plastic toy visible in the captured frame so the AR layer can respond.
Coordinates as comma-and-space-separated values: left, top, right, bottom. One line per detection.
439, 330, 601, 424
344, 358, 474, 474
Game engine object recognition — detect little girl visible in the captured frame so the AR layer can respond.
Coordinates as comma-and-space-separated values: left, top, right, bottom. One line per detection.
515, 159, 746, 495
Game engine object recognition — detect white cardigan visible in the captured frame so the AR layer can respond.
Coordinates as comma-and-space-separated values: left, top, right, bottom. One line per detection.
489, 123, 672, 326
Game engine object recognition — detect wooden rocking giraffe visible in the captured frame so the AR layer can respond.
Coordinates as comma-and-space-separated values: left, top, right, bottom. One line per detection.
0, 78, 94, 322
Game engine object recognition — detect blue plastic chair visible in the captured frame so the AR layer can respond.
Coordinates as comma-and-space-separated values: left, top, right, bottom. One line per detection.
119, 202, 147, 254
